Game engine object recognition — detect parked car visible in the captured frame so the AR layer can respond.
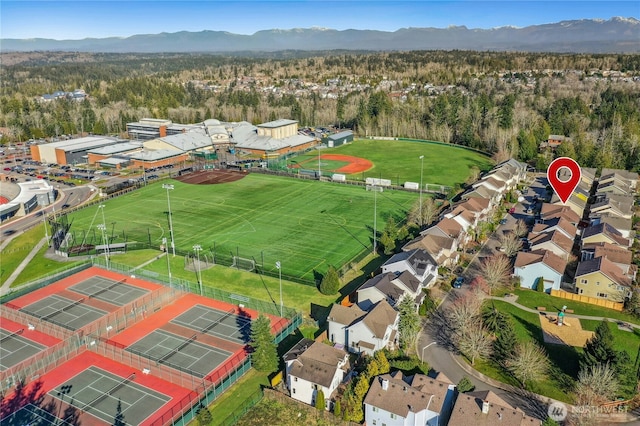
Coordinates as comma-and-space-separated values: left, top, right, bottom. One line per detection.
500, 218, 508, 225
453, 277, 464, 288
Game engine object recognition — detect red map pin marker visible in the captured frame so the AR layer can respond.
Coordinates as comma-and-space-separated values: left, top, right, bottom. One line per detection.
547, 157, 581, 204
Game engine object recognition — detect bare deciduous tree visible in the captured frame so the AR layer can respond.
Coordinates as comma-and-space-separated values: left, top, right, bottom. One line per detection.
478, 254, 512, 295
575, 363, 619, 406
457, 323, 493, 365
514, 219, 529, 238
499, 232, 523, 257
409, 197, 439, 228
447, 291, 484, 334
505, 341, 549, 387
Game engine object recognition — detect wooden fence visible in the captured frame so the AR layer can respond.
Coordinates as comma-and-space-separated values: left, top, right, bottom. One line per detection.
550, 289, 624, 311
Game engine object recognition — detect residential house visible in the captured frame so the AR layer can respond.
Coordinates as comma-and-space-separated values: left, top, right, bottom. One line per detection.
327, 300, 399, 355
527, 230, 574, 260
589, 212, 633, 239
581, 242, 636, 281
364, 371, 456, 426
421, 218, 468, 248
581, 167, 597, 187
596, 178, 632, 196
540, 134, 569, 150
357, 271, 425, 309
495, 158, 528, 182
589, 193, 634, 219
529, 216, 577, 240
472, 176, 508, 196
514, 249, 567, 292
550, 188, 588, 218
581, 223, 631, 248
455, 197, 492, 222
403, 234, 459, 268
461, 185, 501, 207
449, 390, 541, 426
600, 168, 638, 192
575, 256, 632, 302
381, 249, 438, 287
484, 168, 518, 191
539, 203, 580, 227
443, 207, 476, 232
284, 339, 351, 408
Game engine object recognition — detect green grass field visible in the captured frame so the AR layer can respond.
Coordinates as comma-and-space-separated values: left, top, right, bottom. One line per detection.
66, 174, 417, 281
292, 139, 493, 186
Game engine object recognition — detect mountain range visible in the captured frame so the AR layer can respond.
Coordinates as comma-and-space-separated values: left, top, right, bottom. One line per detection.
2, 17, 639, 54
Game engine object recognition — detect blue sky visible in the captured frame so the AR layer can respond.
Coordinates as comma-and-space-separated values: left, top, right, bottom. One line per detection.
2, 1, 638, 40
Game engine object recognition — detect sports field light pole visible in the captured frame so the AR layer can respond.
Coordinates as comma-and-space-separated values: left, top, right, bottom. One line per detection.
373, 184, 377, 254
97, 224, 109, 269
419, 155, 424, 228
276, 261, 283, 317
162, 237, 172, 287
193, 244, 203, 296
162, 183, 176, 257
98, 204, 110, 268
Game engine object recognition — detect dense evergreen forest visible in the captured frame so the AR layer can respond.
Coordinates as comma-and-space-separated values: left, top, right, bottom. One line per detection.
1, 50, 639, 171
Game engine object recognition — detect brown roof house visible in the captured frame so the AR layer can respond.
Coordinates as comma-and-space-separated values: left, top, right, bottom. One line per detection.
581, 242, 636, 281
575, 256, 633, 302
590, 193, 634, 219
421, 217, 468, 248
356, 271, 425, 309
403, 233, 459, 268
327, 300, 399, 355
514, 249, 567, 293
589, 212, 633, 239
364, 371, 456, 426
527, 230, 574, 260
539, 203, 580, 226
284, 339, 351, 409
530, 216, 577, 240
449, 390, 541, 426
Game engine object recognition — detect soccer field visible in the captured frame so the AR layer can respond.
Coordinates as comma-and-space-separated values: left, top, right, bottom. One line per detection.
67, 174, 418, 282
293, 139, 493, 186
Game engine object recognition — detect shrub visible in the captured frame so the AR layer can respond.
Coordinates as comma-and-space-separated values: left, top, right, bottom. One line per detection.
457, 376, 475, 393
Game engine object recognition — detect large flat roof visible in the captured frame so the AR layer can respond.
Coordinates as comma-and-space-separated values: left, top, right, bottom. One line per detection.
125, 149, 184, 161
257, 119, 298, 128
40, 136, 127, 152
231, 122, 314, 151
88, 142, 142, 155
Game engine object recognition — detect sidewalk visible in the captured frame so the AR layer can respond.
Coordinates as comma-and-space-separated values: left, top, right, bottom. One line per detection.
0, 236, 48, 295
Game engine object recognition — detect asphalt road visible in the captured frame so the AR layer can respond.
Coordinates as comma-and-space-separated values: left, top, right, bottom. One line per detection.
0, 185, 94, 245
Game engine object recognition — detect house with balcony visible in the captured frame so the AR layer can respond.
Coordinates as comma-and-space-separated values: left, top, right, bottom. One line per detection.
589, 193, 634, 219
588, 212, 633, 239
381, 249, 438, 288
581, 242, 636, 282
327, 300, 399, 355
581, 223, 631, 248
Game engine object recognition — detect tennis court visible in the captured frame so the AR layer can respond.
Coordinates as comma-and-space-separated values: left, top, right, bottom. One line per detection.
20, 295, 107, 330
48, 365, 170, 425
126, 329, 231, 378
170, 304, 251, 345
69, 276, 149, 306
0, 403, 74, 426
0, 328, 46, 370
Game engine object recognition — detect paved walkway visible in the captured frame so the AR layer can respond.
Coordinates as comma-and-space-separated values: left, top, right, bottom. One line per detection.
492, 294, 640, 328
1, 236, 48, 295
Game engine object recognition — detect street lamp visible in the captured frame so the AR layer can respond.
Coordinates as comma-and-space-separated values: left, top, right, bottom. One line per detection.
163, 237, 172, 287
276, 261, 283, 317
419, 155, 424, 228
193, 244, 203, 296
162, 184, 176, 257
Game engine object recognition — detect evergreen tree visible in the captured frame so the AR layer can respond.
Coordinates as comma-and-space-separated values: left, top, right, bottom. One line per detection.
195, 403, 212, 425
319, 265, 340, 295
582, 320, 616, 369
373, 350, 390, 375
250, 315, 278, 373
315, 389, 326, 411
333, 399, 341, 417
398, 297, 421, 350
494, 318, 517, 365
457, 376, 475, 393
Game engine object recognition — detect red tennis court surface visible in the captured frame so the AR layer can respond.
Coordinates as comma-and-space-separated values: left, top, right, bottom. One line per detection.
1, 266, 292, 425
1, 351, 194, 426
